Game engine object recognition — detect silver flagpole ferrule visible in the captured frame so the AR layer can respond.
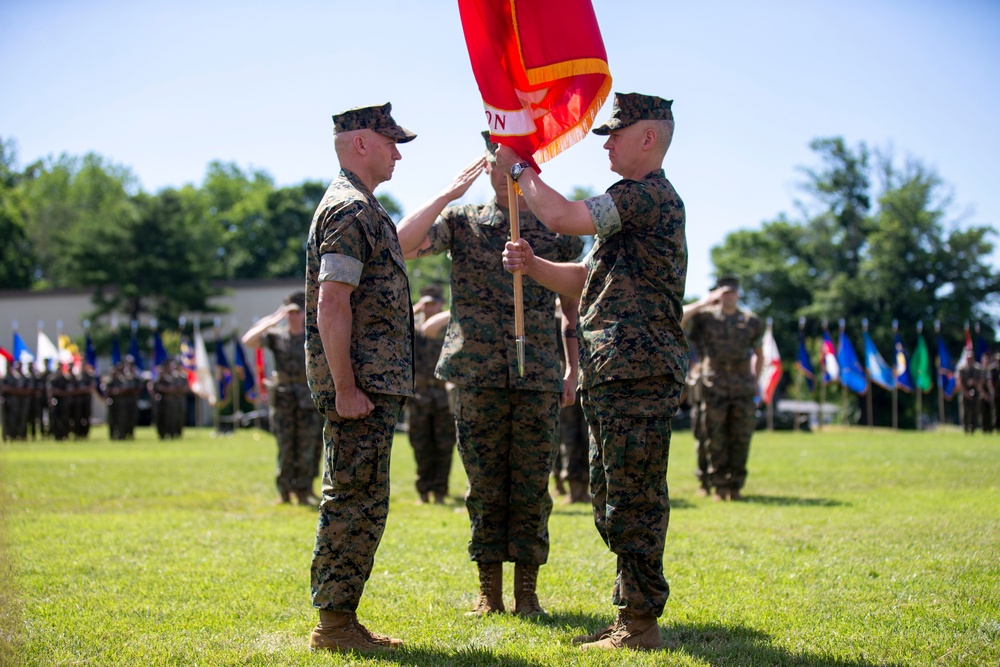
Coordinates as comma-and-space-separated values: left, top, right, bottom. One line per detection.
516, 337, 526, 377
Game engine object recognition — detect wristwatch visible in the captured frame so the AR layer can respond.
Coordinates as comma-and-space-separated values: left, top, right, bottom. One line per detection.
510, 161, 530, 182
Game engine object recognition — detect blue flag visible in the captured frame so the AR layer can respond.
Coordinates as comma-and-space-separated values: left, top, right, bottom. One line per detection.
233, 339, 257, 401
974, 332, 988, 363
13, 331, 34, 364
153, 331, 169, 368
216, 339, 232, 403
893, 333, 914, 393
85, 332, 98, 372
111, 332, 121, 365
863, 331, 895, 390
796, 331, 815, 391
128, 324, 145, 371
937, 337, 956, 399
838, 329, 868, 395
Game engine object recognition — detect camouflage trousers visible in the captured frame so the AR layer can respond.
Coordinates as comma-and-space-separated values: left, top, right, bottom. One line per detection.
703, 392, 756, 491
405, 389, 455, 496
690, 401, 709, 488
962, 395, 979, 433
311, 393, 404, 612
454, 385, 559, 565
581, 375, 681, 618
272, 387, 325, 494
559, 398, 589, 483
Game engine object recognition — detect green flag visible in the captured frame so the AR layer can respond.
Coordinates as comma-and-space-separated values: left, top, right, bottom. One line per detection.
910, 333, 933, 393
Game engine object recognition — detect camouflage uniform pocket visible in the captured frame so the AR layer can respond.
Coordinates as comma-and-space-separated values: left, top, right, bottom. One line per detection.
330, 422, 380, 491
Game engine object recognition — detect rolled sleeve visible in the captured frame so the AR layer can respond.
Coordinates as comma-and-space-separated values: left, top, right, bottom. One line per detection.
319, 253, 363, 287
585, 193, 622, 237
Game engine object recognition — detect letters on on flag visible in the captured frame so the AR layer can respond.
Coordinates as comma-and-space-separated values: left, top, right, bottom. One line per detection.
837, 329, 868, 395
758, 321, 782, 405
458, 0, 612, 170
863, 331, 895, 390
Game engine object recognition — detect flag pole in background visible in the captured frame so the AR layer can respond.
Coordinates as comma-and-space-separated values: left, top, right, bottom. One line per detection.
935, 320, 945, 425
891, 320, 899, 431
458, 0, 612, 376
231, 318, 239, 433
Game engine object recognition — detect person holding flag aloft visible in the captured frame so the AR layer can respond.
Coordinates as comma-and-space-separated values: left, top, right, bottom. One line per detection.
500, 92, 687, 651
397, 133, 583, 619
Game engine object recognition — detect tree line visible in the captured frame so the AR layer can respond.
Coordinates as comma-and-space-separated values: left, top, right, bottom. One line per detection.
711, 137, 999, 426
0, 136, 413, 324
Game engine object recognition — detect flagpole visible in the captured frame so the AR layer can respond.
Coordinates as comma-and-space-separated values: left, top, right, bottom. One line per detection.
891, 320, 899, 431
231, 318, 239, 435
507, 174, 525, 377
863, 319, 873, 429
213, 318, 221, 437
916, 321, 924, 431
935, 320, 944, 426
839, 319, 848, 428
819, 319, 827, 432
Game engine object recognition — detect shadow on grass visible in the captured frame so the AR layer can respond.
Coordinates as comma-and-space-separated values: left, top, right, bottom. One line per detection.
663, 622, 904, 667
370, 646, 544, 667
739, 494, 847, 507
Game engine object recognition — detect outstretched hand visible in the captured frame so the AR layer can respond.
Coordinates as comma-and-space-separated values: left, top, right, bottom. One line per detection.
502, 238, 535, 275
441, 157, 486, 201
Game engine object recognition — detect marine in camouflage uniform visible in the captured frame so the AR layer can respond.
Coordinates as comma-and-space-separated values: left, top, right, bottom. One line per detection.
956, 351, 983, 434
683, 276, 764, 501
243, 291, 324, 505
406, 284, 455, 504
684, 344, 710, 495
397, 131, 583, 617
304, 103, 415, 652
498, 92, 687, 650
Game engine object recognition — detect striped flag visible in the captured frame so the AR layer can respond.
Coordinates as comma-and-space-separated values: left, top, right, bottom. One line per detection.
758, 319, 782, 405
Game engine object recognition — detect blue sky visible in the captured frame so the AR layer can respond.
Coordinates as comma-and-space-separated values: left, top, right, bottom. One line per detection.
2, 0, 998, 300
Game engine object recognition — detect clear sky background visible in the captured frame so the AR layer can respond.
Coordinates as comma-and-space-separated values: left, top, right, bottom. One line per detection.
2, 0, 998, 300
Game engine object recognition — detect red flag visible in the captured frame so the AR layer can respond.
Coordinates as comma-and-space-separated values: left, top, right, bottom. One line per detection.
458, 0, 612, 170
0, 346, 13, 363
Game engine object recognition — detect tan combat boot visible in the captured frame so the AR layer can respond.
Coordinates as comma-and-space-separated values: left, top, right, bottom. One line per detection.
309, 610, 402, 652
580, 610, 662, 651
466, 562, 505, 616
572, 620, 616, 645
512, 563, 547, 617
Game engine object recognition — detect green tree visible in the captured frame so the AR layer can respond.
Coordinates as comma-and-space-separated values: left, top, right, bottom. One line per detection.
711, 137, 999, 426
0, 138, 35, 289
19, 151, 139, 288
73, 187, 224, 324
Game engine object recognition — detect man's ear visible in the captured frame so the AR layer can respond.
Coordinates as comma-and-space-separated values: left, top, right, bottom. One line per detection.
353, 133, 368, 155
643, 127, 657, 150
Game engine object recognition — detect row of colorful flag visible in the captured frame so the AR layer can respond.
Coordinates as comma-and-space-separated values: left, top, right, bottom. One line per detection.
757, 319, 993, 405
1, 322, 268, 409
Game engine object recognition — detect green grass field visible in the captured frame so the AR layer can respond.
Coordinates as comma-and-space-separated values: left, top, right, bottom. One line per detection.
1, 424, 998, 666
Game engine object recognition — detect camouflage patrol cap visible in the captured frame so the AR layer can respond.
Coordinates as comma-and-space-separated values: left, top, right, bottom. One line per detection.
332, 102, 416, 143
284, 291, 305, 311
712, 276, 740, 292
481, 131, 499, 158
592, 92, 674, 135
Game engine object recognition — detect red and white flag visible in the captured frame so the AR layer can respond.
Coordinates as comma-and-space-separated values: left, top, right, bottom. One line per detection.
758, 320, 783, 405
458, 0, 612, 170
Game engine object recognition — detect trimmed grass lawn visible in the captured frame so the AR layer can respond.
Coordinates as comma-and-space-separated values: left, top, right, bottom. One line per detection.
1, 425, 998, 666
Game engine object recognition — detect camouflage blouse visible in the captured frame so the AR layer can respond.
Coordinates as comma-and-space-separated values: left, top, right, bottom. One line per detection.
686, 305, 763, 396
305, 169, 414, 410
424, 200, 583, 392
579, 169, 688, 389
